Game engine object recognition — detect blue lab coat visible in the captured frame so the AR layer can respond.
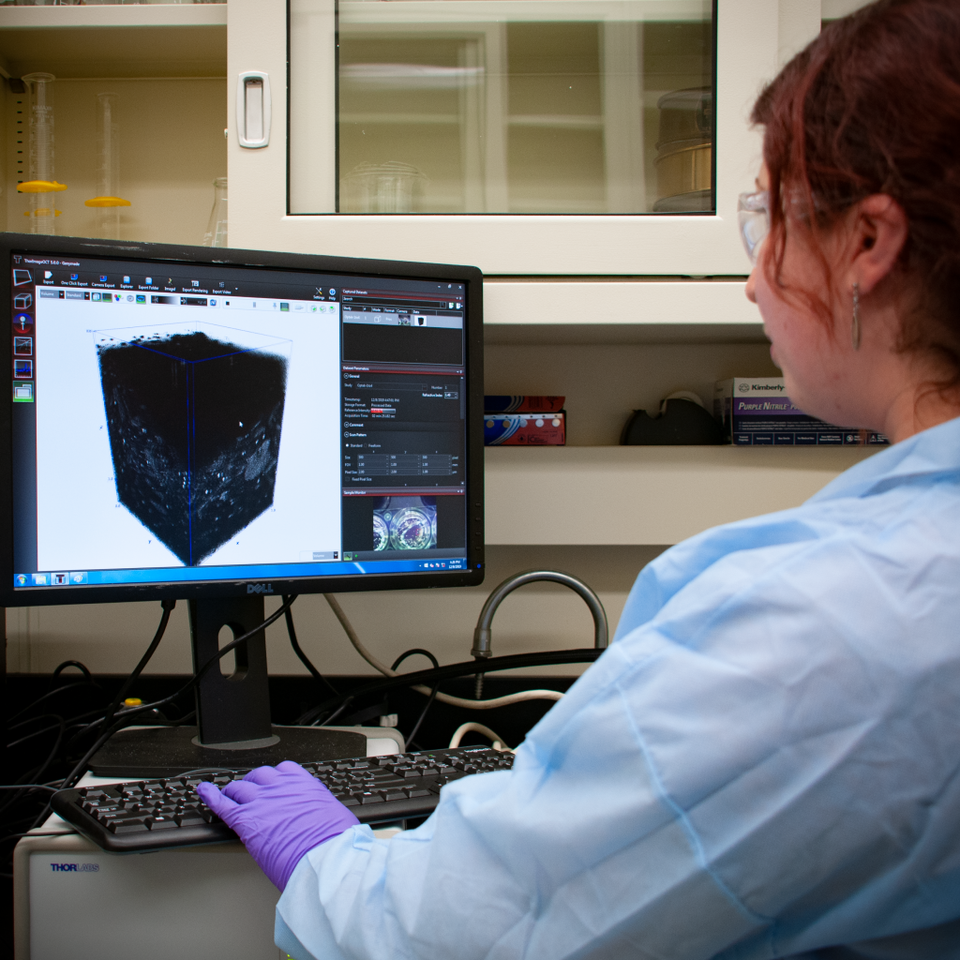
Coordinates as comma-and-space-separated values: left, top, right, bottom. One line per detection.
276, 415, 960, 960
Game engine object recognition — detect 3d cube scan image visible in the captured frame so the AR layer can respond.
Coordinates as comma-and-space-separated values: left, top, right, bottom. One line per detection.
95, 323, 290, 565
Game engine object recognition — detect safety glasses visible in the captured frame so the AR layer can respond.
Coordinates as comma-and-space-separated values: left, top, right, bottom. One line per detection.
738, 190, 769, 265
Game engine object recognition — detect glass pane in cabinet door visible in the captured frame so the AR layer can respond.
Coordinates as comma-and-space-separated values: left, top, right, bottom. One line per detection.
289, 0, 714, 215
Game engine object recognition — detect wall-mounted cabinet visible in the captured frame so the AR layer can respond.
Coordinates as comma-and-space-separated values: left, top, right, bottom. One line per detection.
0, 4, 227, 245
0, 0, 881, 676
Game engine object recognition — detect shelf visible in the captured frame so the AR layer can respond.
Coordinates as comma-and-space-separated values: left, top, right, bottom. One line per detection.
482, 279, 762, 344
484, 445, 878, 545
507, 114, 603, 130
0, 5, 226, 78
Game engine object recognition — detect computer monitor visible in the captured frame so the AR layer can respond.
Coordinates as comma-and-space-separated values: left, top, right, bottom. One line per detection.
0, 233, 484, 774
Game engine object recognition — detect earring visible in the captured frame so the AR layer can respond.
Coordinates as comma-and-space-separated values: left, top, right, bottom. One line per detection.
851, 282, 861, 351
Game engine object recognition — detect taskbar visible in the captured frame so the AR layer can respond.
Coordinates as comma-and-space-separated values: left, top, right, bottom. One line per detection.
13, 555, 468, 590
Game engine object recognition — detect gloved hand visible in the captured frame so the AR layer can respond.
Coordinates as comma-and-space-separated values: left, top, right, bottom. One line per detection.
197, 760, 360, 890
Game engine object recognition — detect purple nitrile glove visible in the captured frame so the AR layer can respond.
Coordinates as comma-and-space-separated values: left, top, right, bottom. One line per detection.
196, 760, 360, 890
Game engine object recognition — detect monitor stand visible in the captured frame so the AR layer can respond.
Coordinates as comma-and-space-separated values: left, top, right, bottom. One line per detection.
89, 596, 365, 778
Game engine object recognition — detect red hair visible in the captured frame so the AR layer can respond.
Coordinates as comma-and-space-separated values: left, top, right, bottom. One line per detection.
752, 0, 960, 386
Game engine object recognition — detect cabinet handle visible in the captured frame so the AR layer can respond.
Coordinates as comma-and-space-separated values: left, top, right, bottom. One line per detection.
236, 71, 272, 149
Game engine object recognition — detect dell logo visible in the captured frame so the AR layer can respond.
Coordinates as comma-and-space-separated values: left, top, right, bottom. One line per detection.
247, 583, 275, 595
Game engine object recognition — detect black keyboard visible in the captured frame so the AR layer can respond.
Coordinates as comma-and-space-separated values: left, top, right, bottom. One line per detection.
51, 745, 515, 853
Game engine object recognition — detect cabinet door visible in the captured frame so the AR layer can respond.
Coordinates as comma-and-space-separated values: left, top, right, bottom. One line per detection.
228, 0, 819, 275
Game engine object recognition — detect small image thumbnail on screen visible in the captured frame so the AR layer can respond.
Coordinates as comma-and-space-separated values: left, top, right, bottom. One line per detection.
342, 494, 465, 558
373, 496, 436, 551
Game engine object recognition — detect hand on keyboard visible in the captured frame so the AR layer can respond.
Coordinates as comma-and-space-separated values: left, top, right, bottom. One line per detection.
197, 760, 361, 890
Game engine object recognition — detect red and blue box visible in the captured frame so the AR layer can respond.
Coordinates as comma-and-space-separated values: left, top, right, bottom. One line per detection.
484, 396, 566, 446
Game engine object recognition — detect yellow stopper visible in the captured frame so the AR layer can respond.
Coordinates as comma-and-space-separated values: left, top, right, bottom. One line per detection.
123, 698, 143, 707
18, 180, 68, 193
85, 196, 132, 208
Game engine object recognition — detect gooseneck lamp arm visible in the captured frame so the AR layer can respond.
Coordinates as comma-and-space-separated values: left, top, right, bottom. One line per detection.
471, 570, 609, 698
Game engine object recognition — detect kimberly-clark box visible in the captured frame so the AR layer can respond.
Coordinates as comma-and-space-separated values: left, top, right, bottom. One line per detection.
714, 378, 888, 446
484, 411, 566, 445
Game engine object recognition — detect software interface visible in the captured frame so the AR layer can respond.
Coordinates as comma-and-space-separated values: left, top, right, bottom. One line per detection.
9, 250, 469, 592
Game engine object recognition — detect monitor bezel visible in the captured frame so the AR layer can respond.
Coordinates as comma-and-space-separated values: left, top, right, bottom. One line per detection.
0, 232, 485, 608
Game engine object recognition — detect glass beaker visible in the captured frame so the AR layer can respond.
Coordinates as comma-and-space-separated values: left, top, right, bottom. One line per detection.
340, 161, 427, 214
203, 177, 228, 247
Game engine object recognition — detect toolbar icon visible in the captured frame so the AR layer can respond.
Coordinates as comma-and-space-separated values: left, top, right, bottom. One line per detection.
13, 269, 32, 286
14, 293, 32, 310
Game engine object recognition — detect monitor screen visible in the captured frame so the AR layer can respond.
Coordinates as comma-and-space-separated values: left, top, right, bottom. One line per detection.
0, 234, 484, 608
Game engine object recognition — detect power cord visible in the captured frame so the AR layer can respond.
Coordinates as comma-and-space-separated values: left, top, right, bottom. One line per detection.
324, 594, 566, 711
298, 648, 599, 728
449, 722, 511, 751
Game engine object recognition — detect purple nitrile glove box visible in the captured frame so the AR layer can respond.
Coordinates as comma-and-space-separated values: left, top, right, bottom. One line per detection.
714, 378, 889, 446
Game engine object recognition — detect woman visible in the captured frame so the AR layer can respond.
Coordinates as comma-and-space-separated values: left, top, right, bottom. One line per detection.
199, 1, 960, 956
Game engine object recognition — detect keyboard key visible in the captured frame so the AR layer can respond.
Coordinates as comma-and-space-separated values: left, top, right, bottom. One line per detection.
147, 817, 179, 830
110, 820, 149, 835
176, 813, 210, 827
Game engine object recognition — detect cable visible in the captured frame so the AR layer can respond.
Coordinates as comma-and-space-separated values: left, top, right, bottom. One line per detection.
51, 660, 94, 682
93, 598, 177, 743
0, 722, 65, 817
391, 648, 440, 672
298, 648, 597, 727
283, 594, 338, 697
387, 649, 442, 748
7, 679, 102, 726
324, 594, 569, 711
0, 785, 59, 794
55, 598, 297, 792
449, 722, 511, 751
404, 682, 439, 750
6, 714, 66, 749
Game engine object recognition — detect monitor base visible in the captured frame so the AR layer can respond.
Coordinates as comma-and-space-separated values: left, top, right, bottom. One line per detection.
89, 724, 368, 778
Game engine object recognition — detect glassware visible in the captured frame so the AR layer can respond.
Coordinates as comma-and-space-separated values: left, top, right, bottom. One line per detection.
203, 177, 228, 247
340, 161, 427, 214
84, 93, 131, 240
20, 73, 64, 235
